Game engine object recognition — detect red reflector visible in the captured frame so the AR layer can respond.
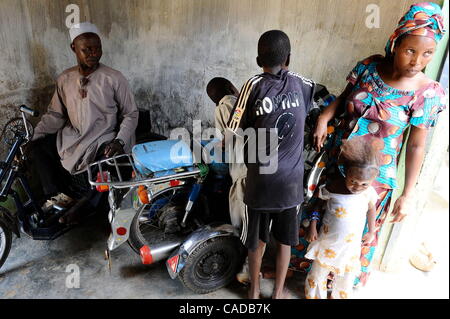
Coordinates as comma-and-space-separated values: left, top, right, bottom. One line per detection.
309, 184, 317, 191
116, 227, 127, 236
169, 180, 181, 187
96, 171, 110, 192
140, 245, 153, 265
96, 185, 109, 192
167, 255, 179, 273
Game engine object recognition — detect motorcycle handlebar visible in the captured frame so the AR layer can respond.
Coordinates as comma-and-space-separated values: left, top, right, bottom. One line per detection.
19, 105, 39, 117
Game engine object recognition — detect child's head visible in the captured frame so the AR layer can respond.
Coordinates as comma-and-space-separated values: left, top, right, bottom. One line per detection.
338, 136, 381, 194
257, 30, 291, 69
206, 77, 239, 105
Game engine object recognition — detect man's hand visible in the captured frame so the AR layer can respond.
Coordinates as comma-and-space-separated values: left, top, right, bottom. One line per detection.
104, 139, 124, 158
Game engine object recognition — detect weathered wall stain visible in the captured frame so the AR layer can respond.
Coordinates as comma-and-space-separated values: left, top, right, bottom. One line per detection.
0, 0, 438, 156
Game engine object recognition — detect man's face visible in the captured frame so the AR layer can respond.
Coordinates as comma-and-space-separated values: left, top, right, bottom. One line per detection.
393, 35, 436, 78
71, 33, 102, 69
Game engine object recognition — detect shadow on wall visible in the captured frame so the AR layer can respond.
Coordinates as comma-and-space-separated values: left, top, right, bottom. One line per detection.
27, 41, 56, 124
0, 43, 55, 202
134, 84, 206, 137
0, 42, 55, 152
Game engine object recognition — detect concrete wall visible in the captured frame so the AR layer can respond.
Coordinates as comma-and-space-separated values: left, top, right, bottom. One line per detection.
0, 0, 439, 149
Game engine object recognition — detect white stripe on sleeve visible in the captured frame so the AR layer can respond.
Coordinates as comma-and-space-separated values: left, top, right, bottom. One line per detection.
228, 76, 262, 132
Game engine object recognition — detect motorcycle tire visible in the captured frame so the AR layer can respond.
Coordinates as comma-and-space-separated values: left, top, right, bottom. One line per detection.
0, 216, 13, 270
128, 186, 188, 254
178, 236, 245, 294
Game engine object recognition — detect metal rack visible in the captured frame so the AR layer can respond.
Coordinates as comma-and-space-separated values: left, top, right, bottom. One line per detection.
87, 153, 201, 189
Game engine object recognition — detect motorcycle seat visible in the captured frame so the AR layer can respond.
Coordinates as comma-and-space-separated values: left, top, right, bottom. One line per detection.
132, 140, 194, 176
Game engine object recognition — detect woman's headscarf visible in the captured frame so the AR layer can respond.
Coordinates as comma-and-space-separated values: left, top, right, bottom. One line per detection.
385, 2, 446, 57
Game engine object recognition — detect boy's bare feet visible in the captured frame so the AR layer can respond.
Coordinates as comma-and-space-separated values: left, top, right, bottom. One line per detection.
248, 273, 263, 299
248, 288, 261, 299
272, 288, 292, 299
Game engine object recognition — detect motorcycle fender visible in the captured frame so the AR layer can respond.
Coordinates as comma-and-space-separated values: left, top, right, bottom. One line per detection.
107, 187, 143, 251
166, 223, 237, 279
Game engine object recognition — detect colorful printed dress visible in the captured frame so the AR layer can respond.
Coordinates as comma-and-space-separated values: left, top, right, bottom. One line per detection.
291, 55, 447, 286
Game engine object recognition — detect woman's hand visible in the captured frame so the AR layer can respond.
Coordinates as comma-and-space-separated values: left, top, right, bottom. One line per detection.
312, 84, 353, 152
305, 225, 318, 243
313, 117, 328, 152
391, 126, 427, 223
390, 195, 410, 223
362, 231, 376, 246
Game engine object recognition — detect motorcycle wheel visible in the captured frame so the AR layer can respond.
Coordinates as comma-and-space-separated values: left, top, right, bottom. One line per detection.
178, 236, 245, 294
128, 186, 188, 253
0, 216, 13, 270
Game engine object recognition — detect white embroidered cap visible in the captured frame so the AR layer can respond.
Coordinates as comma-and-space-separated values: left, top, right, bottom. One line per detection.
69, 22, 100, 43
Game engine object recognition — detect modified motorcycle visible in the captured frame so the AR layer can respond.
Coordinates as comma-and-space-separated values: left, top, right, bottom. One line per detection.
87, 138, 245, 294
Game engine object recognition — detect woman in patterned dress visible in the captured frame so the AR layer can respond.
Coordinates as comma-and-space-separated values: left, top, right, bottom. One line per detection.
302, 2, 447, 287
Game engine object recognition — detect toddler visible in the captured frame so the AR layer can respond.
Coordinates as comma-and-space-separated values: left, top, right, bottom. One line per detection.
304, 136, 380, 299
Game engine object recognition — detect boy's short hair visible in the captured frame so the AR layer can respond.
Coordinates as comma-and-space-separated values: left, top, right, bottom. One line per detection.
206, 77, 235, 105
257, 30, 291, 68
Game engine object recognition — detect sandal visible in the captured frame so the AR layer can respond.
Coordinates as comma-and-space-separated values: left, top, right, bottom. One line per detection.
409, 242, 437, 272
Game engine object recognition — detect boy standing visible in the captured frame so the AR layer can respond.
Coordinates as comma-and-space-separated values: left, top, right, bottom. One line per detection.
226, 30, 315, 299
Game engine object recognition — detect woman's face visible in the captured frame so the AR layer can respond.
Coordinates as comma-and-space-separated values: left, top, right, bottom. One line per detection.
393, 35, 437, 78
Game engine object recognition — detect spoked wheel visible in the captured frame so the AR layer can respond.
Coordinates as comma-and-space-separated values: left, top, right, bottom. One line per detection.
128, 186, 189, 253
0, 217, 13, 270
178, 236, 245, 294
1, 117, 34, 146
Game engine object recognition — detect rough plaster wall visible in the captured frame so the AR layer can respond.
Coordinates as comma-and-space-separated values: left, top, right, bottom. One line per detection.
0, 0, 440, 154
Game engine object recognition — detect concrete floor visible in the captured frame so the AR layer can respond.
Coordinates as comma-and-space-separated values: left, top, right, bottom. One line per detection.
0, 213, 243, 299
1, 156, 448, 299
1, 202, 447, 299
0, 211, 303, 299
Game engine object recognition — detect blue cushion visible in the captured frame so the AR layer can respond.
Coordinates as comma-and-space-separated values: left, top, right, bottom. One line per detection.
132, 140, 194, 176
